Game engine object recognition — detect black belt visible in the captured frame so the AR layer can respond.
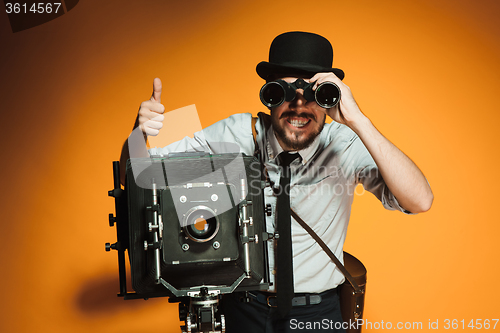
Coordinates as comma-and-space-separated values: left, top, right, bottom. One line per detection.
247, 288, 336, 308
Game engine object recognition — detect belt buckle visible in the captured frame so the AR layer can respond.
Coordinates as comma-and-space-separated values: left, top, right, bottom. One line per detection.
266, 295, 277, 307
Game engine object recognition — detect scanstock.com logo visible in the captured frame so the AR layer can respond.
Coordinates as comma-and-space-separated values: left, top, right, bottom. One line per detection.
4, 0, 79, 32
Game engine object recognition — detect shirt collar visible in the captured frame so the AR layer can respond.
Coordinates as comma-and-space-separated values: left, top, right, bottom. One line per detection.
267, 126, 321, 165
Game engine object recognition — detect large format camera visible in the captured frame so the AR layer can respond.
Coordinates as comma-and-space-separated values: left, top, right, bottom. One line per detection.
107, 152, 271, 333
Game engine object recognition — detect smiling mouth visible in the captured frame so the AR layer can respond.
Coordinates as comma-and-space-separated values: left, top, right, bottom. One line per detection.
287, 117, 311, 128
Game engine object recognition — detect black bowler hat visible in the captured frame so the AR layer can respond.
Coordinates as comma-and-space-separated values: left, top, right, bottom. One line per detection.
256, 31, 344, 81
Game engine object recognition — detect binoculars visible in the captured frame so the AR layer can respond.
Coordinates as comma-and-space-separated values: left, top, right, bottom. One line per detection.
260, 78, 341, 108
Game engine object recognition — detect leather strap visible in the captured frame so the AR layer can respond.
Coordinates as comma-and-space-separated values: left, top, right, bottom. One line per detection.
251, 116, 258, 148
291, 209, 363, 295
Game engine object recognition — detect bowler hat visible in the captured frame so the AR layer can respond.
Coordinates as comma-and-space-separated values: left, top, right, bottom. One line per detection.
256, 31, 344, 81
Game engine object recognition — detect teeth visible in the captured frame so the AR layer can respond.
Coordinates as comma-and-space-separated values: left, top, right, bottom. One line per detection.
289, 119, 309, 128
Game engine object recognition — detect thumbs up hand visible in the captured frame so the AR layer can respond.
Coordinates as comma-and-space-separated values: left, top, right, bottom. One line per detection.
137, 78, 165, 136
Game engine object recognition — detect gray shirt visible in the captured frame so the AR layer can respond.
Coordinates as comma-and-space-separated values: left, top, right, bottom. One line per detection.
149, 112, 410, 293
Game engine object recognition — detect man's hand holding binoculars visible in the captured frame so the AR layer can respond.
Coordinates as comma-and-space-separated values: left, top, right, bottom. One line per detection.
137, 77, 165, 137
310, 72, 367, 133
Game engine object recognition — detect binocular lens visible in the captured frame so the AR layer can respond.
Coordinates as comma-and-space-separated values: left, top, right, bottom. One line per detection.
184, 206, 219, 242
315, 82, 340, 108
260, 82, 286, 107
260, 80, 341, 108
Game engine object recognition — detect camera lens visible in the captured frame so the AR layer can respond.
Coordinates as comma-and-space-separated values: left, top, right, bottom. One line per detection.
183, 206, 219, 243
260, 81, 286, 107
315, 82, 341, 108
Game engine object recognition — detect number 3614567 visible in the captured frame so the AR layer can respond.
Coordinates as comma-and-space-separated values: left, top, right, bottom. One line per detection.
5, 3, 62, 14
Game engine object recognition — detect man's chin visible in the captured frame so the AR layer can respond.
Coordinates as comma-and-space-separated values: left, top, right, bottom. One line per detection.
276, 129, 318, 151
285, 136, 314, 151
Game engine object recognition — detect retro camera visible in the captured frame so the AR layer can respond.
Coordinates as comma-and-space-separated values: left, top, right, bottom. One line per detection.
260, 78, 340, 108
107, 152, 271, 333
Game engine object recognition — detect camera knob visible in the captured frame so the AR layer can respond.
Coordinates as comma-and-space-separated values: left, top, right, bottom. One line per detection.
265, 204, 272, 216
108, 213, 116, 227
105, 242, 118, 251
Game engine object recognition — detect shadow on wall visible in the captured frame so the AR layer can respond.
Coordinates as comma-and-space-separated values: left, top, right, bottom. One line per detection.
74, 273, 161, 315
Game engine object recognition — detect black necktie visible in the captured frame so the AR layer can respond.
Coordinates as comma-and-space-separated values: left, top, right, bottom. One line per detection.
276, 151, 301, 317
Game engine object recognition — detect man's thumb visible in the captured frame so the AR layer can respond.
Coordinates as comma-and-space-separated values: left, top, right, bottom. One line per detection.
151, 77, 162, 103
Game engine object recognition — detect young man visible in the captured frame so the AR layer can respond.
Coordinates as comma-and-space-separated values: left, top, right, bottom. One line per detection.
120, 31, 433, 332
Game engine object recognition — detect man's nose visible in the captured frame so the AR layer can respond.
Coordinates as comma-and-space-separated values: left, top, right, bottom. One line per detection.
291, 88, 307, 106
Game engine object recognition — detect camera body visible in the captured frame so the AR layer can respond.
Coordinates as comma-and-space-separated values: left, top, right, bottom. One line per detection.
125, 153, 269, 296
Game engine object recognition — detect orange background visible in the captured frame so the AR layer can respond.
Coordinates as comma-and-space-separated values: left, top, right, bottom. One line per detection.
1, 0, 499, 332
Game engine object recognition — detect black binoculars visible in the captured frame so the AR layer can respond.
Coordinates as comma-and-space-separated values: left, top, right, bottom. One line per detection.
260, 78, 341, 108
